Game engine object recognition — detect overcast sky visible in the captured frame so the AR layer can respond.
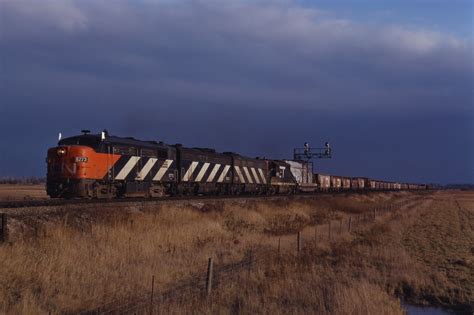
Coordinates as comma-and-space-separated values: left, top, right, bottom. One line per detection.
0, 0, 472, 184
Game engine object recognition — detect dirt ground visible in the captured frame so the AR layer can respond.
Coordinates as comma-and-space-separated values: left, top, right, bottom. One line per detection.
0, 184, 47, 201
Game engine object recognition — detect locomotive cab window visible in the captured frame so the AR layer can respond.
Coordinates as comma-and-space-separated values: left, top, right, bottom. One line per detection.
59, 137, 100, 148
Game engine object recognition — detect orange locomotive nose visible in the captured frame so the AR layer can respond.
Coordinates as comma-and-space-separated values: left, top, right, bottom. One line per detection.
47, 145, 120, 180
46, 144, 121, 198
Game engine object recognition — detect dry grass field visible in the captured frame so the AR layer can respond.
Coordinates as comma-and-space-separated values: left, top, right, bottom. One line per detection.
0, 184, 47, 201
0, 190, 472, 314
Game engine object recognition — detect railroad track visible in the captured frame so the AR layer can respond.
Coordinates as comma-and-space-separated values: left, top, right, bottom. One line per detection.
0, 190, 423, 209
0, 193, 318, 209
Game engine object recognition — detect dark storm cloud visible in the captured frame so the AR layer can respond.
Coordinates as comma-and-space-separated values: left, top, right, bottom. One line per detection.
0, 0, 472, 183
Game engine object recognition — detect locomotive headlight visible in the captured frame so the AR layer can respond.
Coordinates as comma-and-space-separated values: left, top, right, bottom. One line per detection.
57, 147, 67, 156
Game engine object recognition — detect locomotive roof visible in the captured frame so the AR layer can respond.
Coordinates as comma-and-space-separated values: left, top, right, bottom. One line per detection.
58, 134, 169, 149
59, 132, 261, 160
106, 136, 168, 149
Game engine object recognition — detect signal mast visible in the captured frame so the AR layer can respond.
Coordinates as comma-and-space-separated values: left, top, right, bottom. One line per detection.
290, 142, 332, 187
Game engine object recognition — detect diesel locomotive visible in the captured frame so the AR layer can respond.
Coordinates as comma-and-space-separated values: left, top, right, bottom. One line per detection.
46, 130, 427, 199
46, 130, 297, 198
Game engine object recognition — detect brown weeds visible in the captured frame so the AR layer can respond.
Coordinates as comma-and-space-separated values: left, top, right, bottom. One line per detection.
0, 191, 471, 314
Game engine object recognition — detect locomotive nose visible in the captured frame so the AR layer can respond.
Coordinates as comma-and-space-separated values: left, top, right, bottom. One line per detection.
47, 146, 76, 178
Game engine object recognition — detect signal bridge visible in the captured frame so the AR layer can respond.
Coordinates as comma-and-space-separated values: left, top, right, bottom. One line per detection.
293, 145, 332, 162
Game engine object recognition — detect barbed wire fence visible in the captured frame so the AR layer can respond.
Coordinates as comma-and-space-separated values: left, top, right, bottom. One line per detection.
76, 199, 414, 315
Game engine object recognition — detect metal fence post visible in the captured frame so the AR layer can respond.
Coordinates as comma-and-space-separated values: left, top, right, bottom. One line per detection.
206, 258, 214, 298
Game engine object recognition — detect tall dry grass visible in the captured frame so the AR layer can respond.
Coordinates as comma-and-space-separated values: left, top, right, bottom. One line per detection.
0, 191, 456, 314
174, 261, 405, 315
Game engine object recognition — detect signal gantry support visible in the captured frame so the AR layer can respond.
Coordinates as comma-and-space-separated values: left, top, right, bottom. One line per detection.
293, 142, 332, 161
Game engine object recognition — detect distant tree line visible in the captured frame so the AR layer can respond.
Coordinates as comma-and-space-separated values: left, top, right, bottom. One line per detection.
0, 177, 46, 184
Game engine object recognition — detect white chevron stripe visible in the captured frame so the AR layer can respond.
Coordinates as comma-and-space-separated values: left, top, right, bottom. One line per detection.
243, 167, 253, 184
217, 165, 230, 182
182, 161, 199, 182
207, 164, 221, 182
153, 159, 174, 181
258, 168, 267, 184
195, 162, 210, 182
251, 167, 260, 184
136, 158, 157, 180
115, 156, 140, 180
234, 166, 245, 183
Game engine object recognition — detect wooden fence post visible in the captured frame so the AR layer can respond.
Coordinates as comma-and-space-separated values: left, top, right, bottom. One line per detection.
206, 258, 214, 298
149, 275, 155, 315
248, 249, 253, 276
0, 213, 6, 243
278, 237, 281, 257
297, 232, 302, 255
348, 216, 352, 232
328, 221, 331, 241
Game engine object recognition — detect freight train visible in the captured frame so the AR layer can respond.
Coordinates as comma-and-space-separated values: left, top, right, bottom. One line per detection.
46, 130, 427, 199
